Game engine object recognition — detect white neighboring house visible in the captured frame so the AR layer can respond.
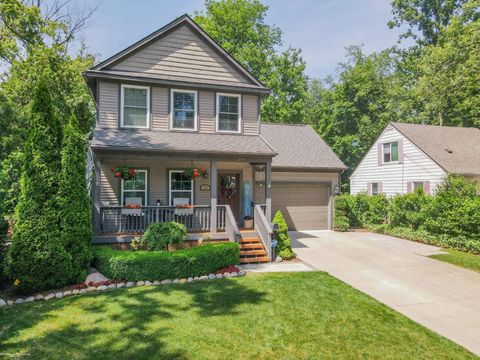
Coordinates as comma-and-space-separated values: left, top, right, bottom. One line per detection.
350, 122, 480, 196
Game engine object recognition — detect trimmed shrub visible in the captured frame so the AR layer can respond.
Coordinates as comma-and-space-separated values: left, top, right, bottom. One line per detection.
272, 210, 294, 259
58, 114, 93, 283
423, 176, 480, 239
93, 243, 240, 281
333, 195, 350, 231
6, 77, 72, 293
389, 189, 430, 229
141, 222, 187, 251
368, 224, 480, 255
348, 192, 389, 227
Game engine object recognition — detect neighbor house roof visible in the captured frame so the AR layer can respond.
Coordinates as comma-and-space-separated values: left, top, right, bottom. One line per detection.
91, 129, 277, 157
391, 122, 480, 176
260, 124, 347, 170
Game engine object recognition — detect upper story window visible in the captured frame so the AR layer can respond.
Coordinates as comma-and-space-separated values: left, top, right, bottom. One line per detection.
216, 93, 241, 133
171, 89, 197, 131
383, 141, 398, 163
120, 85, 150, 129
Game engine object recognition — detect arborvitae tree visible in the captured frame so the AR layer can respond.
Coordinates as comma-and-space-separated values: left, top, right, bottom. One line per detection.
6, 76, 72, 293
58, 114, 93, 283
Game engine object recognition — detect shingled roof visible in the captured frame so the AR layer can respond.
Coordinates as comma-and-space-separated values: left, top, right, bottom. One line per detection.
391, 122, 480, 176
91, 129, 277, 157
260, 123, 347, 170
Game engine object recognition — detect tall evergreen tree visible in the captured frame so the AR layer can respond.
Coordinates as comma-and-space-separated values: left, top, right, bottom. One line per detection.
6, 76, 71, 293
58, 114, 92, 283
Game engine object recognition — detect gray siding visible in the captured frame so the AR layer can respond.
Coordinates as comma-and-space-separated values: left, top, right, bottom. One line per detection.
199, 90, 215, 133
110, 24, 249, 85
97, 81, 259, 135
243, 95, 259, 135
100, 160, 252, 207
98, 82, 119, 128
151, 87, 169, 131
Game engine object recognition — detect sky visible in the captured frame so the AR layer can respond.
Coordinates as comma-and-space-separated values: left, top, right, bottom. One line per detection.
76, 0, 405, 79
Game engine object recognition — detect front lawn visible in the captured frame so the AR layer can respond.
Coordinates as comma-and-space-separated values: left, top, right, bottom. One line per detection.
0, 272, 474, 359
430, 249, 480, 272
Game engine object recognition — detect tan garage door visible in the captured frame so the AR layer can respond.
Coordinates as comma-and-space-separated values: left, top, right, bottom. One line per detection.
271, 183, 329, 230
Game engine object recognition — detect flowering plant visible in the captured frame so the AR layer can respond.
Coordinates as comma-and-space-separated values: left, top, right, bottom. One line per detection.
111, 166, 138, 180
183, 167, 207, 180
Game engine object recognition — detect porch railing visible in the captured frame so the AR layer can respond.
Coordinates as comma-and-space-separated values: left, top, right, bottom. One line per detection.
224, 205, 241, 243
254, 204, 273, 260
100, 205, 217, 234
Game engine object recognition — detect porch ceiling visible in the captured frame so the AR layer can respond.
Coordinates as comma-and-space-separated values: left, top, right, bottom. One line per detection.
91, 129, 277, 158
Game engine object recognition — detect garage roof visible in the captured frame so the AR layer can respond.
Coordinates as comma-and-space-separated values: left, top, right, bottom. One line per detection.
260, 124, 346, 171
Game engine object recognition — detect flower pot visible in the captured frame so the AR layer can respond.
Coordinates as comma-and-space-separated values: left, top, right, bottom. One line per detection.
243, 218, 254, 229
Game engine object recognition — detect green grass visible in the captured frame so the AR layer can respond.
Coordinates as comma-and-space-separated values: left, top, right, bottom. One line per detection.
430, 249, 480, 272
0, 273, 475, 359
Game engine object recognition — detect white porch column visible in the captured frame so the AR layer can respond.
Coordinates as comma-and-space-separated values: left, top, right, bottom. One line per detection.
265, 160, 272, 222
210, 160, 218, 233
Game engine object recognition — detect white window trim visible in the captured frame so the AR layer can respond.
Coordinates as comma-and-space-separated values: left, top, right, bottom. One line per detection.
169, 170, 194, 206
121, 169, 148, 206
120, 84, 150, 129
413, 181, 424, 191
371, 182, 379, 195
383, 141, 399, 164
170, 89, 198, 131
216, 92, 242, 134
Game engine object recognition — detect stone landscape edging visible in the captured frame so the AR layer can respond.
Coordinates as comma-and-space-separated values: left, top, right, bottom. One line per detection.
0, 270, 247, 308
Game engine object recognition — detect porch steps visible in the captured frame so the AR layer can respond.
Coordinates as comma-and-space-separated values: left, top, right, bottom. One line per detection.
239, 234, 270, 264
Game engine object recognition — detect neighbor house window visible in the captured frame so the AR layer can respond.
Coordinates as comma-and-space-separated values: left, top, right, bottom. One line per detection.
371, 182, 379, 195
216, 93, 241, 133
171, 89, 197, 130
121, 85, 150, 128
169, 170, 193, 206
383, 141, 398, 163
121, 170, 147, 206
413, 182, 424, 192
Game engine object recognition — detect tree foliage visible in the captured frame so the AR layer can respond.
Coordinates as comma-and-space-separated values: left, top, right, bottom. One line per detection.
194, 0, 308, 123
6, 77, 72, 293
58, 114, 93, 283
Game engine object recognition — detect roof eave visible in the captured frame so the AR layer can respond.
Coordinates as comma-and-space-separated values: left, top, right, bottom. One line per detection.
83, 70, 270, 95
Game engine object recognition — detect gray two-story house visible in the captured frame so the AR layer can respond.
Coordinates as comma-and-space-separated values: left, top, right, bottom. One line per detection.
85, 14, 345, 263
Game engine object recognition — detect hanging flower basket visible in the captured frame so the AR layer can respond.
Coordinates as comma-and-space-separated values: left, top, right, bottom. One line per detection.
183, 167, 208, 180
111, 166, 138, 180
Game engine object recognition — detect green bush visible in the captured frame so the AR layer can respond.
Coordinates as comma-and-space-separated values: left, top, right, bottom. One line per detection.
423, 176, 480, 239
346, 192, 389, 227
0, 219, 8, 281
58, 114, 92, 283
368, 224, 480, 255
272, 210, 294, 259
333, 195, 350, 231
389, 189, 429, 229
141, 222, 187, 251
93, 243, 240, 281
6, 77, 72, 293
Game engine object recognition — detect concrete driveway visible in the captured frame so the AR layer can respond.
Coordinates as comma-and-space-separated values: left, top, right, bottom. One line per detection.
291, 230, 480, 356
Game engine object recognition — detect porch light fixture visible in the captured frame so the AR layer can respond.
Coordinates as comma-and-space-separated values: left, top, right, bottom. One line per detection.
334, 185, 341, 195
156, 199, 161, 206
203, 170, 208, 179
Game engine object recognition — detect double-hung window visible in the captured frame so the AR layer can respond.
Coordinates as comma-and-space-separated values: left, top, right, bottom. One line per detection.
383, 141, 398, 163
216, 93, 241, 133
169, 170, 193, 206
413, 182, 424, 192
121, 170, 147, 206
371, 182, 379, 195
121, 85, 150, 128
171, 89, 197, 130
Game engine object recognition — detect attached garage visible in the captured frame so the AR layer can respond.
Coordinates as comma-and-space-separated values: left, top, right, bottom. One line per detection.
271, 182, 330, 230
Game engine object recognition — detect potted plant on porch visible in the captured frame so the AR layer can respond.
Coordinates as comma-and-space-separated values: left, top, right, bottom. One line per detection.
243, 215, 254, 229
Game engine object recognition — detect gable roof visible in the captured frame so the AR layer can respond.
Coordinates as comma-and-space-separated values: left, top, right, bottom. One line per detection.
260, 124, 347, 170
87, 14, 268, 92
390, 122, 480, 175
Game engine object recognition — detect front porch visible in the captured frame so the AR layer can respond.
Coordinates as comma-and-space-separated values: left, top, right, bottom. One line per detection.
91, 152, 274, 262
